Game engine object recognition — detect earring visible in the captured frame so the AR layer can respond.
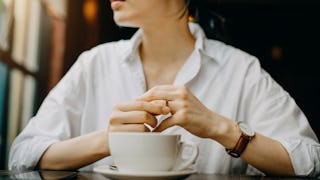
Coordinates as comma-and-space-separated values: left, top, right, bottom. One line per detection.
188, 15, 195, 22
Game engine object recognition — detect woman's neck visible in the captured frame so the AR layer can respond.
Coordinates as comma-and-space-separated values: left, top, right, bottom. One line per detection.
139, 19, 195, 66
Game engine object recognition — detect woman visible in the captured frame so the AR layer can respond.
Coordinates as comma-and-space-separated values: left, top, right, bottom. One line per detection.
9, 0, 320, 177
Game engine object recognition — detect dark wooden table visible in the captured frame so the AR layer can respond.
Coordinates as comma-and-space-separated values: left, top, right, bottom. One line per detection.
0, 170, 318, 180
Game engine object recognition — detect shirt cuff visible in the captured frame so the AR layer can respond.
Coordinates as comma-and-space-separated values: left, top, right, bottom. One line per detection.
278, 138, 315, 176
10, 137, 59, 170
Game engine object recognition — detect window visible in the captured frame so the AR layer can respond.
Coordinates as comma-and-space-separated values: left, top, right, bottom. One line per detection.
0, 0, 67, 169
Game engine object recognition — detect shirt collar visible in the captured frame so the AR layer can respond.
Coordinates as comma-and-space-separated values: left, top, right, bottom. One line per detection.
189, 23, 222, 65
120, 22, 221, 65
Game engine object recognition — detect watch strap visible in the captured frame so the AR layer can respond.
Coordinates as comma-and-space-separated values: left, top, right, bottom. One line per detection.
226, 122, 254, 158
226, 133, 251, 158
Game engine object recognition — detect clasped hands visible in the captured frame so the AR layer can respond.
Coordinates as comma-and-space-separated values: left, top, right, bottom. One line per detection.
108, 85, 224, 139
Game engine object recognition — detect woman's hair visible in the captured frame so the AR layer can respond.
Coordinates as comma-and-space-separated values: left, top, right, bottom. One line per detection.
185, 0, 228, 42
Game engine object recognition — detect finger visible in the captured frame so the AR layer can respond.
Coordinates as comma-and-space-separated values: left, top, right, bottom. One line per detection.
110, 124, 150, 132
147, 85, 177, 91
137, 86, 190, 102
153, 116, 177, 132
164, 100, 181, 114
136, 89, 178, 102
165, 98, 195, 115
115, 101, 169, 115
109, 111, 158, 128
150, 100, 170, 114
122, 111, 158, 128
150, 100, 166, 106
152, 100, 180, 114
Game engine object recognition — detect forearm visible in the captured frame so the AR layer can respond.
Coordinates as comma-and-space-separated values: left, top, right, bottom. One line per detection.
241, 133, 294, 176
213, 114, 295, 176
38, 129, 110, 170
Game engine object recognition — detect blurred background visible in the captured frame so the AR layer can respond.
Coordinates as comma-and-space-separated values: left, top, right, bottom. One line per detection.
0, 0, 319, 170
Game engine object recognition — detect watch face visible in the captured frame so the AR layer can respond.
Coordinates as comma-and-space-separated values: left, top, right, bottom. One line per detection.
238, 122, 255, 136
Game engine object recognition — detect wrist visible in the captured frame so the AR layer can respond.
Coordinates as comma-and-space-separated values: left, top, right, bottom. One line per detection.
95, 129, 110, 157
209, 114, 241, 149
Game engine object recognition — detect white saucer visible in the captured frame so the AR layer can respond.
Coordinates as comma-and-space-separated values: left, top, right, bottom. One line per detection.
93, 165, 197, 180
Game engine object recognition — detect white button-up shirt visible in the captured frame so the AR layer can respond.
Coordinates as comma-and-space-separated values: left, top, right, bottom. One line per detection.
9, 23, 320, 177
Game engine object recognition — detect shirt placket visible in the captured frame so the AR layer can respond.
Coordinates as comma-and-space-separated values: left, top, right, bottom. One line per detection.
128, 54, 147, 96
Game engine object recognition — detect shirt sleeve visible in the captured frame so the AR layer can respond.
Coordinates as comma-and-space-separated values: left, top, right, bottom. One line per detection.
241, 59, 320, 178
8, 52, 89, 170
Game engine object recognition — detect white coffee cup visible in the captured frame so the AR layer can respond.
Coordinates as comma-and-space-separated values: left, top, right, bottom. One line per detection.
108, 132, 199, 172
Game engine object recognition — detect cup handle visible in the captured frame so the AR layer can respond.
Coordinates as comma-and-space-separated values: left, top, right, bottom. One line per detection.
172, 141, 199, 171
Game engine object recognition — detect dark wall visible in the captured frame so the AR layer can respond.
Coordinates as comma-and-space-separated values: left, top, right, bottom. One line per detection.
98, 0, 137, 43
211, 3, 320, 139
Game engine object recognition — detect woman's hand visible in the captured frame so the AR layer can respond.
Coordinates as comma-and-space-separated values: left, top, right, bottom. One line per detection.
108, 100, 170, 132
137, 85, 226, 138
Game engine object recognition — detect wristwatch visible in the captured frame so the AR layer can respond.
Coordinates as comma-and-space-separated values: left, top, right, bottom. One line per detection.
226, 121, 255, 158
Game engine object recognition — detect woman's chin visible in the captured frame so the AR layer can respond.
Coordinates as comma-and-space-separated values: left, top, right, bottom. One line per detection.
113, 15, 139, 28
115, 22, 139, 28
